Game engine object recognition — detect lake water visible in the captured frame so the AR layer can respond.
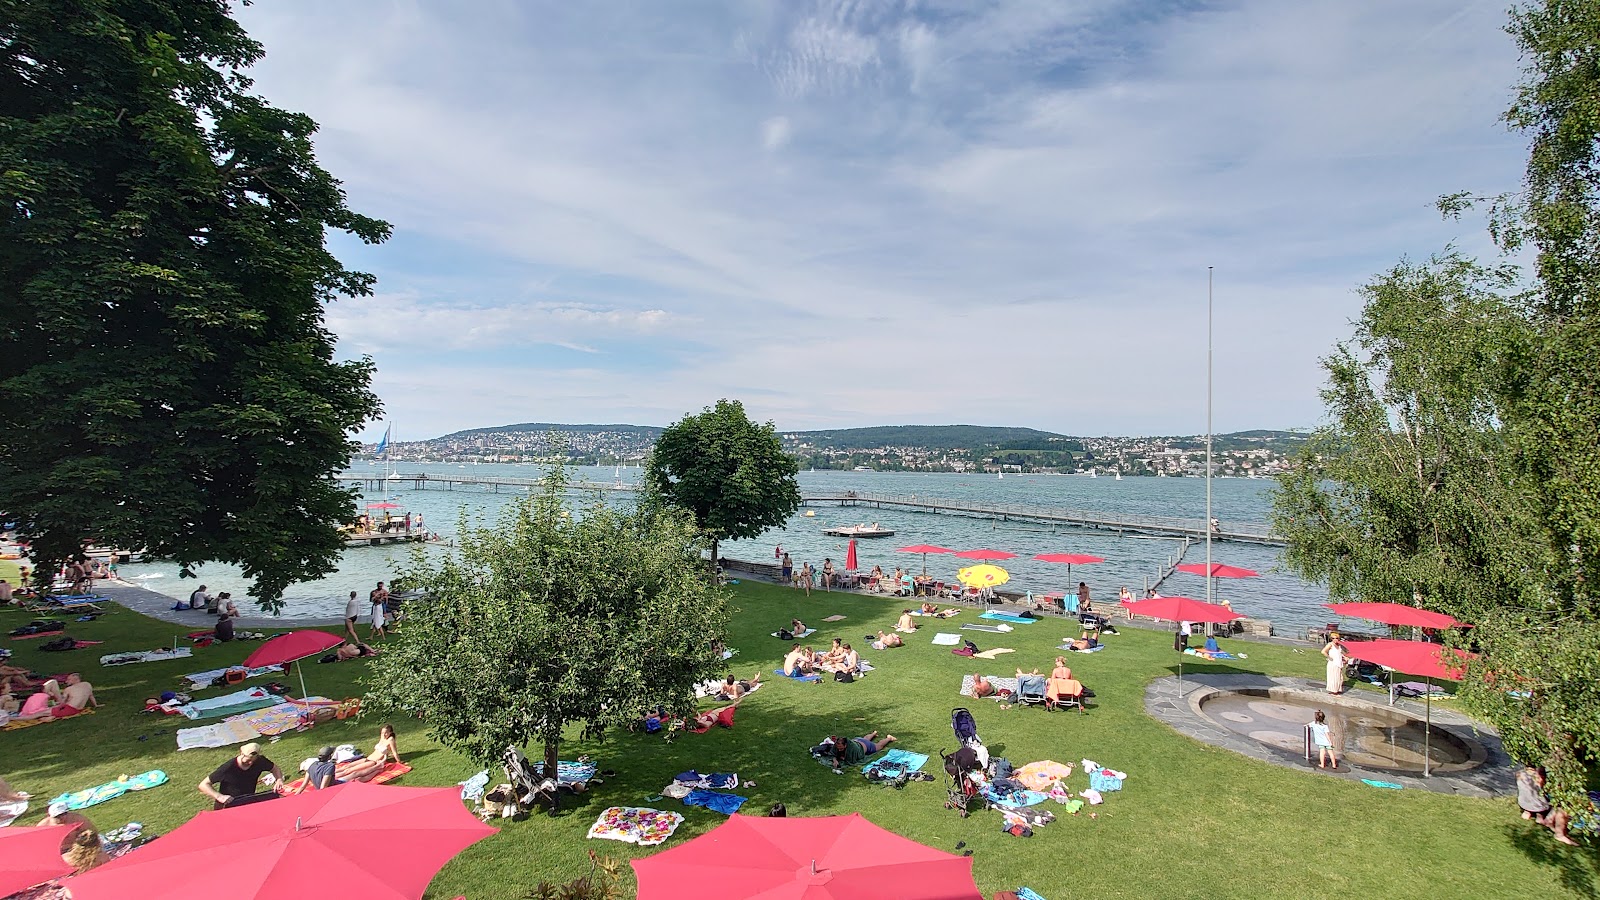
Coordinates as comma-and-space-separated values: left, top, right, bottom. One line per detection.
116, 462, 1338, 634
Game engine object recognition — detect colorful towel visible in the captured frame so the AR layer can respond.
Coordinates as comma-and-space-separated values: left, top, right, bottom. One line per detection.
771, 628, 816, 639
279, 761, 412, 793
1059, 643, 1106, 653
864, 749, 929, 776
773, 669, 823, 683
99, 647, 193, 666
559, 760, 599, 784
176, 718, 263, 751
181, 665, 283, 690
682, 789, 748, 814
1014, 761, 1074, 791
672, 771, 738, 790
962, 623, 1012, 633
173, 687, 276, 720
1017, 888, 1048, 900
980, 612, 1036, 624
973, 648, 1014, 660
931, 632, 961, 645
1184, 648, 1241, 660
587, 806, 684, 846
48, 771, 167, 812
0, 708, 96, 731
982, 785, 1049, 808
228, 697, 334, 737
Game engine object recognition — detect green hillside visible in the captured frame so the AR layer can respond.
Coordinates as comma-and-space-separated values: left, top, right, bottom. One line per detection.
784, 424, 1075, 451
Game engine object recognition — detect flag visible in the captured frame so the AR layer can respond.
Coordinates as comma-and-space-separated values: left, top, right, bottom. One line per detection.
374, 425, 390, 457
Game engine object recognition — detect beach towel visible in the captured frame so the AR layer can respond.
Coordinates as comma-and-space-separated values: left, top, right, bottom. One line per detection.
772, 628, 816, 639
1016, 888, 1048, 900
587, 807, 683, 846
694, 679, 764, 700
959, 674, 1018, 700
99, 647, 193, 666
0, 799, 27, 827
279, 761, 412, 793
9, 629, 65, 640
172, 687, 275, 720
48, 771, 167, 812
0, 708, 96, 732
1362, 779, 1404, 790
982, 784, 1049, 808
1184, 648, 1243, 660
682, 790, 748, 814
773, 669, 822, 683
1058, 643, 1106, 653
229, 697, 335, 737
175, 719, 262, 751
980, 612, 1036, 625
181, 665, 283, 691
559, 760, 599, 785
460, 770, 491, 802
973, 648, 1014, 660
863, 749, 929, 777
962, 623, 1012, 633
673, 771, 738, 790
1013, 761, 1074, 792
931, 632, 961, 645
822, 615, 848, 622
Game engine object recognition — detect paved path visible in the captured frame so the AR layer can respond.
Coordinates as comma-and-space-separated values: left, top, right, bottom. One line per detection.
93, 580, 344, 630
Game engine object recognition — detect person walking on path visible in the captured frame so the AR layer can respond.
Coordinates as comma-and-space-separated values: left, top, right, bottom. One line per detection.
343, 591, 362, 644
1322, 633, 1347, 694
368, 582, 389, 641
1308, 710, 1338, 769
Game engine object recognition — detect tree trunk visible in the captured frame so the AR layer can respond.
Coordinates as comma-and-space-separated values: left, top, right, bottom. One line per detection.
543, 736, 560, 784
710, 538, 720, 578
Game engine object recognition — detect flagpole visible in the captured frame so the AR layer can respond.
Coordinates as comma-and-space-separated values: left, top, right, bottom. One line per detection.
1206, 267, 1214, 610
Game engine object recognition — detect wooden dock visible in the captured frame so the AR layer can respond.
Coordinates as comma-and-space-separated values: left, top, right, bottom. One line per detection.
336, 474, 1283, 545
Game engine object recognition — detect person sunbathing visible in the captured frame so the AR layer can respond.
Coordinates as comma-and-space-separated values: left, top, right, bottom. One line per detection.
789, 618, 807, 636
1064, 631, 1101, 651
825, 731, 897, 773
335, 642, 377, 661
897, 610, 917, 632
716, 671, 762, 701
821, 637, 845, 663
340, 723, 402, 782
1052, 657, 1072, 680
16, 679, 62, 720
874, 630, 903, 648
972, 673, 996, 698
293, 746, 341, 793
919, 601, 939, 615
53, 673, 98, 717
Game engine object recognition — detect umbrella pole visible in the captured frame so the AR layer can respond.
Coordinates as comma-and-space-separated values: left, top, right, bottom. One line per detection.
297, 662, 309, 701
1424, 677, 1433, 778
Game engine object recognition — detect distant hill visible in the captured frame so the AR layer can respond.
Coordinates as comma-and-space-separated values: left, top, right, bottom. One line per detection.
436, 423, 663, 440
783, 425, 1074, 452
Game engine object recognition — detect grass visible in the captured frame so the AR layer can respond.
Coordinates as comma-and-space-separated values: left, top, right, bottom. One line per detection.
3, 580, 1597, 899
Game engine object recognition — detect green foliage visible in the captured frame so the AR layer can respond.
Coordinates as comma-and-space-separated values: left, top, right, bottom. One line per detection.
361, 464, 730, 773
0, 0, 385, 608
646, 399, 801, 563
525, 853, 622, 900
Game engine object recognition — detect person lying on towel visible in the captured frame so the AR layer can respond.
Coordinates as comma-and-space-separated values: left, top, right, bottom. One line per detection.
872, 630, 903, 650
1064, 631, 1101, 651
716, 671, 762, 701
972, 673, 996, 699
822, 731, 898, 773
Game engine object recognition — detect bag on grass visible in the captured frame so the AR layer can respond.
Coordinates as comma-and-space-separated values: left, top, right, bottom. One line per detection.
834, 671, 854, 683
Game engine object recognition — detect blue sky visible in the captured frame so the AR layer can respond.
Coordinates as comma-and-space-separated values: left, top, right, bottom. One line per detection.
235, 1, 1527, 440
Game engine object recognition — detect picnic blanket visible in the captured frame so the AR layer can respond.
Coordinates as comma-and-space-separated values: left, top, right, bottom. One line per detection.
682, 789, 748, 814
863, 749, 929, 777
100, 647, 193, 666
1184, 648, 1243, 660
559, 760, 599, 785
962, 623, 1012, 633
173, 687, 277, 720
773, 669, 822, 683
1014, 760, 1075, 792
931, 632, 961, 645
980, 612, 1036, 624
228, 697, 335, 737
587, 806, 683, 846
973, 648, 1014, 660
959, 674, 1018, 700
772, 628, 816, 639
694, 679, 764, 700
48, 770, 167, 812
0, 708, 96, 732
181, 665, 283, 690
278, 761, 412, 793
176, 718, 262, 751
1058, 643, 1106, 653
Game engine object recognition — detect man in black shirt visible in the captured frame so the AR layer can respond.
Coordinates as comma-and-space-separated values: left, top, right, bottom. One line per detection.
198, 743, 282, 810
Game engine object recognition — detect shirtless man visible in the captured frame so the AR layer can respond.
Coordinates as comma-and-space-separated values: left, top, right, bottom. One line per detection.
781, 644, 810, 677
54, 673, 99, 717
717, 671, 762, 701
874, 630, 903, 649
896, 610, 917, 632
972, 673, 996, 698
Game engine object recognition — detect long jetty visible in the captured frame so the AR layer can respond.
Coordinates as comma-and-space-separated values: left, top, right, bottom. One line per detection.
340, 473, 1283, 545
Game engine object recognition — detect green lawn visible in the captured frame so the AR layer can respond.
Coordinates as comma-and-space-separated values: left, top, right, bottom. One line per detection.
3, 581, 1595, 899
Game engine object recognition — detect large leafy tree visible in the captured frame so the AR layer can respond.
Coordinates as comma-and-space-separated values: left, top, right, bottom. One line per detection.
646, 399, 801, 565
362, 466, 730, 776
0, 0, 386, 609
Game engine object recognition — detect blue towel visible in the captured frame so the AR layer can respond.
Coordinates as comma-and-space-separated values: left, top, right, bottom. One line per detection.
864, 749, 929, 776
1058, 643, 1106, 653
773, 669, 822, 683
683, 789, 748, 814
1017, 889, 1048, 900
980, 612, 1036, 624
1362, 779, 1404, 790
558, 760, 597, 784
981, 785, 1048, 808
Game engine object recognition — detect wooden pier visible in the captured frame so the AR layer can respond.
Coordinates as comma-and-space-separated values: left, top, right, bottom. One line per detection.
336, 474, 1283, 545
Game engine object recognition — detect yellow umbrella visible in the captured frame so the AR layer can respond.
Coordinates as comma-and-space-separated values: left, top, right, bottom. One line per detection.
957, 564, 1010, 588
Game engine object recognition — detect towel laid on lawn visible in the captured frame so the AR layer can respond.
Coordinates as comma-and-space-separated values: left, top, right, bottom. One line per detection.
0, 708, 96, 732
982, 784, 1049, 808
682, 790, 748, 814
228, 697, 335, 737
1059, 643, 1106, 653
100, 647, 192, 666
959, 674, 1018, 700
980, 612, 1036, 624
587, 806, 683, 846
962, 623, 1012, 633
0, 798, 27, 827
694, 679, 765, 699
176, 718, 262, 751
49, 771, 167, 812
864, 749, 929, 777
773, 668, 822, 683
181, 665, 283, 690
822, 615, 847, 622
172, 687, 277, 720
973, 648, 1015, 660
278, 761, 412, 793
931, 632, 961, 645
772, 628, 816, 639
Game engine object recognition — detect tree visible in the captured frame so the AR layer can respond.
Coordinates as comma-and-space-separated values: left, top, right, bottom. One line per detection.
645, 399, 801, 565
361, 465, 730, 778
0, 0, 385, 609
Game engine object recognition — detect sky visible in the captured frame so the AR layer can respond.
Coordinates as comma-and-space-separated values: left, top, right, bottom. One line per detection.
233, 0, 1529, 441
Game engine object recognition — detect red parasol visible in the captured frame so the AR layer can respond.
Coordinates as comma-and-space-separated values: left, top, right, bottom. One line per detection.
897, 544, 953, 576
365, 502, 402, 509
0, 824, 75, 897
1326, 602, 1469, 630
1033, 552, 1105, 580
65, 782, 496, 900
952, 548, 1017, 562
1122, 596, 1245, 693
845, 539, 858, 572
244, 630, 345, 700
1174, 562, 1259, 579
1341, 638, 1477, 777
631, 812, 982, 900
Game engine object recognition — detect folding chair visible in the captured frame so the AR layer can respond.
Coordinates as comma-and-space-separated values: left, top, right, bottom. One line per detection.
1046, 677, 1086, 714
1015, 674, 1048, 707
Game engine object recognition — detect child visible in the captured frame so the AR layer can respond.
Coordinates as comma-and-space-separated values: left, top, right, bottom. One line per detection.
1308, 710, 1337, 769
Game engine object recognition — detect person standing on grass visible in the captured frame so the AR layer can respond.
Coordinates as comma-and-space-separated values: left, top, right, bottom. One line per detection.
821, 558, 835, 591
368, 582, 389, 640
1308, 710, 1337, 769
343, 590, 362, 643
781, 552, 793, 586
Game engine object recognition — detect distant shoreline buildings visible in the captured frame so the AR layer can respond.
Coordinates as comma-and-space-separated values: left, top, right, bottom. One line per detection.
365, 424, 1305, 478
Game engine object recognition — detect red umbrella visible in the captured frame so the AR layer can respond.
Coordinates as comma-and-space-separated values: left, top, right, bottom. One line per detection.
244, 630, 345, 700
1121, 596, 1244, 693
844, 539, 858, 573
953, 548, 1016, 562
1033, 552, 1105, 580
631, 812, 982, 900
897, 544, 953, 576
65, 782, 495, 900
366, 502, 402, 509
0, 824, 74, 897
1326, 602, 1468, 630
1342, 639, 1477, 777
1174, 562, 1259, 579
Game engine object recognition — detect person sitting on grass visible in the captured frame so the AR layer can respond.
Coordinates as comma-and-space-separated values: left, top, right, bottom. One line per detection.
293, 746, 341, 793
790, 618, 808, 637
919, 601, 939, 615
820, 638, 845, 665
16, 679, 62, 720
781, 644, 811, 677
825, 731, 897, 773
897, 610, 918, 632
50, 673, 99, 718
822, 644, 860, 674
341, 723, 403, 783
872, 630, 903, 650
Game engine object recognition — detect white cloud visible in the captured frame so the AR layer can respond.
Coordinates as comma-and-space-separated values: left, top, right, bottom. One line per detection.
761, 115, 793, 151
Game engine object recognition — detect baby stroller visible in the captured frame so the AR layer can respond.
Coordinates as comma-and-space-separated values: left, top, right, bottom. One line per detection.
502, 746, 561, 815
940, 707, 990, 817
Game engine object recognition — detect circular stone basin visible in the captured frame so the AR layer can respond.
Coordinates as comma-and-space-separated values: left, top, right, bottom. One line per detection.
1195, 687, 1485, 775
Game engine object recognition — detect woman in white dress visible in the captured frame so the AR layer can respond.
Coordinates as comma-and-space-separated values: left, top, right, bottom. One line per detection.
1321, 633, 1347, 695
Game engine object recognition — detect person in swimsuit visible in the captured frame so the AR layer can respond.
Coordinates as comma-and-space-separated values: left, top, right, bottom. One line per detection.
341, 724, 402, 782
821, 558, 835, 591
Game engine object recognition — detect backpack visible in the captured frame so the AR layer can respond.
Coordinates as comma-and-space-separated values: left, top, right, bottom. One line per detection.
778, 629, 794, 641
834, 671, 854, 683
39, 636, 76, 652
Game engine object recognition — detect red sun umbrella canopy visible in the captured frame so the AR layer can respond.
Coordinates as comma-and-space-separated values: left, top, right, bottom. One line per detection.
1121, 596, 1243, 624
0, 824, 75, 897
896, 545, 953, 555
844, 539, 858, 572
631, 812, 983, 900
65, 782, 496, 900
1326, 602, 1469, 630
952, 548, 1017, 562
365, 502, 402, 509
1033, 553, 1105, 566
243, 630, 345, 669
1341, 638, 1476, 681
1174, 562, 1260, 579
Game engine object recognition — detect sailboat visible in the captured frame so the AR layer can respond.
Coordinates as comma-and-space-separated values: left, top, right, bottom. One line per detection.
1115, 470, 1123, 481
997, 472, 1003, 479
